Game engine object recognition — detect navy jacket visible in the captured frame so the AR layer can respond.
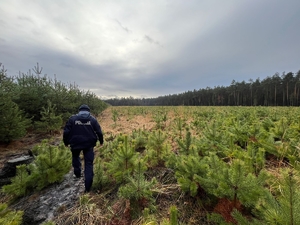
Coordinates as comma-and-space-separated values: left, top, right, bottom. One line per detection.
63, 111, 103, 150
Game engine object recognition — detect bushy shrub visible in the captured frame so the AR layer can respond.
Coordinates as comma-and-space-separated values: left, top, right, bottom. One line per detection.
0, 203, 23, 225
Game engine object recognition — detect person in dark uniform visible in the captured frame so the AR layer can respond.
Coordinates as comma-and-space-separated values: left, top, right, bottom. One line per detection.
63, 104, 103, 192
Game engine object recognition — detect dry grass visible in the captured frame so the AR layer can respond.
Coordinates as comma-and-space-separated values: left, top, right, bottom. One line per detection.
54, 194, 113, 225
98, 107, 157, 137
97, 106, 195, 151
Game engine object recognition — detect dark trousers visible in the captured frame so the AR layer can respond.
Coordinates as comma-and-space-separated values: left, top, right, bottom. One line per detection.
71, 147, 94, 192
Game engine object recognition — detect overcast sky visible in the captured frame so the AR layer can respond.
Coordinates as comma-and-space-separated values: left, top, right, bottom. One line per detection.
1, 1, 300, 99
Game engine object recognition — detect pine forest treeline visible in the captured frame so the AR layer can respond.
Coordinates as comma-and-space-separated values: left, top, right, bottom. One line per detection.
0, 63, 108, 143
105, 70, 300, 106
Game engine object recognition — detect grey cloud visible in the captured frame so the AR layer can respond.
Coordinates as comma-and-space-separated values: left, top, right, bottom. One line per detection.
18, 16, 35, 24
1, 0, 300, 99
114, 19, 131, 33
60, 62, 72, 68
144, 35, 162, 47
0, 19, 6, 25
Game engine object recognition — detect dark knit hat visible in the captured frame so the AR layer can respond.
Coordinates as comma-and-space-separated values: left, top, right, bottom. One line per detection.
79, 104, 90, 112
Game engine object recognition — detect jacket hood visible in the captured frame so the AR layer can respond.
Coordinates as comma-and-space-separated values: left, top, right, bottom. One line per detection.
78, 110, 90, 118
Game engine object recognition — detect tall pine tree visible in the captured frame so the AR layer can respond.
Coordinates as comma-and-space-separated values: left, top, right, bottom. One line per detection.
0, 64, 31, 143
